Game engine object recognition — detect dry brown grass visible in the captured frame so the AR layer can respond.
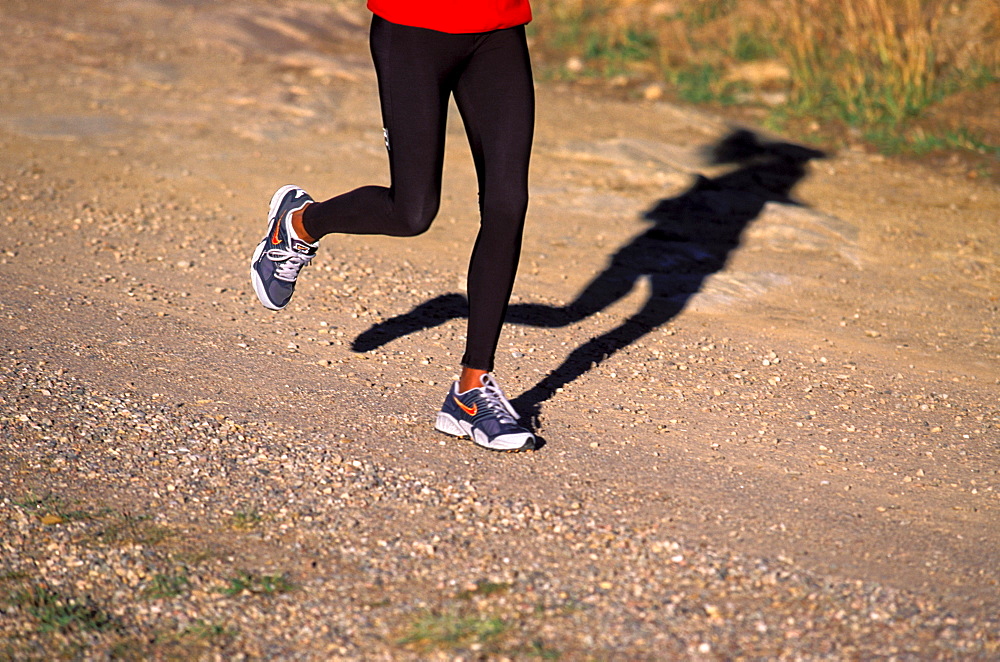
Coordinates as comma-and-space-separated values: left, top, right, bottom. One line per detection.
530, 0, 998, 148
775, 0, 997, 124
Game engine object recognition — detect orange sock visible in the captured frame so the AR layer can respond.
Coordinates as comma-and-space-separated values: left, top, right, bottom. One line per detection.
290, 206, 317, 244
458, 367, 488, 393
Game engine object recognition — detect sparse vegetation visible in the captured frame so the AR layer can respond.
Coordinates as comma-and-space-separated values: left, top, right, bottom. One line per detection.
229, 507, 263, 530
220, 571, 296, 596
15, 492, 100, 522
96, 511, 174, 546
143, 570, 190, 600
395, 582, 563, 657
530, 0, 998, 164
9, 584, 114, 634
2, 0, 998, 658
109, 620, 235, 659
398, 610, 509, 653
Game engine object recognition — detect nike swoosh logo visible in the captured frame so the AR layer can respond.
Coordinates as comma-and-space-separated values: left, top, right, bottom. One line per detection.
270, 214, 284, 245
270, 194, 301, 245
454, 397, 477, 417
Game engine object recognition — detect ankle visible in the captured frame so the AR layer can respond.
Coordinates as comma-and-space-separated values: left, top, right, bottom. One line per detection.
291, 206, 317, 244
458, 367, 488, 393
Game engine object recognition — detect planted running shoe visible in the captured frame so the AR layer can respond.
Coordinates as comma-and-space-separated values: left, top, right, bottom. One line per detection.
435, 374, 535, 452
251, 185, 318, 311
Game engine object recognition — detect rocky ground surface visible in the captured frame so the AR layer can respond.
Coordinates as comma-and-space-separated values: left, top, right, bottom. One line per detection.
1, 0, 997, 659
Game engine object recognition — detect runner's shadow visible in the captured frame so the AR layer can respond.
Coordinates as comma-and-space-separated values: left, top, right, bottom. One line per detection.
352, 130, 826, 427
352, 292, 469, 353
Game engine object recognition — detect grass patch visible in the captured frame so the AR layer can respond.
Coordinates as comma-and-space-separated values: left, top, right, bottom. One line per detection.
143, 570, 190, 600
10, 584, 114, 634
532, 1, 659, 78
177, 620, 234, 640
583, 27, 657, 75
0, 570, 32, 584
528, 638, 563, 660
668, 64, 744, 105
110, 620, 234, 660
15, 492, 99, 522
865, 126, 999, 156
96, 511, 173, 546
13, 495, 173, 546
169, 548, 214, 566
398, 610, 508, 653
395, 581, 562, 658
675, 0, 736, 27
529, 0, 998, 163
397, 607, 562, 658
229, 508, 263, 530
776, 0, 982, 130
219, 571, 295, 597
732, 30, 776, 63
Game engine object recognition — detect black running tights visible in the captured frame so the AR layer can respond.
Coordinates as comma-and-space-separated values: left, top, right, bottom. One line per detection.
301, 15, 535, 372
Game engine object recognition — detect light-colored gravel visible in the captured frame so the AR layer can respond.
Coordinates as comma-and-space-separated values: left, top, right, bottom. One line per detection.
2, 0, 998, 659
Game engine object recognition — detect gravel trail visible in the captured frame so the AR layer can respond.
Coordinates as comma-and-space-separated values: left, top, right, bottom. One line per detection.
1, 0, 997, 659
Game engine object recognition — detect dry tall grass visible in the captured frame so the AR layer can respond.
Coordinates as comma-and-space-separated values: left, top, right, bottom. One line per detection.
777, 0, 980, 124
530, 0, 998, 131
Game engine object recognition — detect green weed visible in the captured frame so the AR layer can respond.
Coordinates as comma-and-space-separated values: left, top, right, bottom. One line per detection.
229, 508, 263, 530
398, 610, 508, 652
528, 638, 563, 659
529, 0, 997, 161
0, 570, 31, 584
11, 584, 114, 634
732, 31, 775, 63
395, 582, 563, 658
220, 571, 295, 596
677, 0, 736, 27
584, 28, 656, 68
143, 571, 190, 600
110, 620, 234, 660
872, 127, 998, 156
175, 619, 234, 640
97, 511, 173, 546
15, 492, 97, 522
669, 64, 744, 105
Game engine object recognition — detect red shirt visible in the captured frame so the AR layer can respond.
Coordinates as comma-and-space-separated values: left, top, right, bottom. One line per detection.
367, 0, 532, 34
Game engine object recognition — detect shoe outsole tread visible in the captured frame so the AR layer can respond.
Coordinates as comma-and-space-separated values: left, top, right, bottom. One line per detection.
435, 412, 535, 453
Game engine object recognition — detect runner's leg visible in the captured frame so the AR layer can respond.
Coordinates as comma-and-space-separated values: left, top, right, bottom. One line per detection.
453, 26, 535, 371
300, 16, 465, 238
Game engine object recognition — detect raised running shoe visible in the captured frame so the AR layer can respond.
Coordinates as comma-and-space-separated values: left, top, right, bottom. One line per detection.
250, 185, 318, 311
435, 374, 535, 452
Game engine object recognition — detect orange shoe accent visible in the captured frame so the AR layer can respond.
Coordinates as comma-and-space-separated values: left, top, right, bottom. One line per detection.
270, 215, 284, 244
454, 397, 477, 417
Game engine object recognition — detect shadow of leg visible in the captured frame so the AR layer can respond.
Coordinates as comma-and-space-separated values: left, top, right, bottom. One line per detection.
351, 293, 469, 353
507, 265, 639, 328
510, 296, 682, 427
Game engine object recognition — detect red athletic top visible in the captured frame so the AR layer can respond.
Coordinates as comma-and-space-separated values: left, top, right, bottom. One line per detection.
367, 0, 532, 34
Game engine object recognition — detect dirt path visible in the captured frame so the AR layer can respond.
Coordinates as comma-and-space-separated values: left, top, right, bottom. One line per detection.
1, 0, 997, 658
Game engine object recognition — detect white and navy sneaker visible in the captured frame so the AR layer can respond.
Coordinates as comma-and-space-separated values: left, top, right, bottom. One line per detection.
435, 374, 535, 452
250, 185, 318, 311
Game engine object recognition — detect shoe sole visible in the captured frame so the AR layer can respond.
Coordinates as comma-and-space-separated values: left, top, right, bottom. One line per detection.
435, 412, 535, 452
249, 185, 303, 311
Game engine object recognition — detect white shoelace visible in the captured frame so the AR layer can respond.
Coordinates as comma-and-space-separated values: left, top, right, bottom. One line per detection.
266, 247, 314, 282
478, 374, 520, 424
